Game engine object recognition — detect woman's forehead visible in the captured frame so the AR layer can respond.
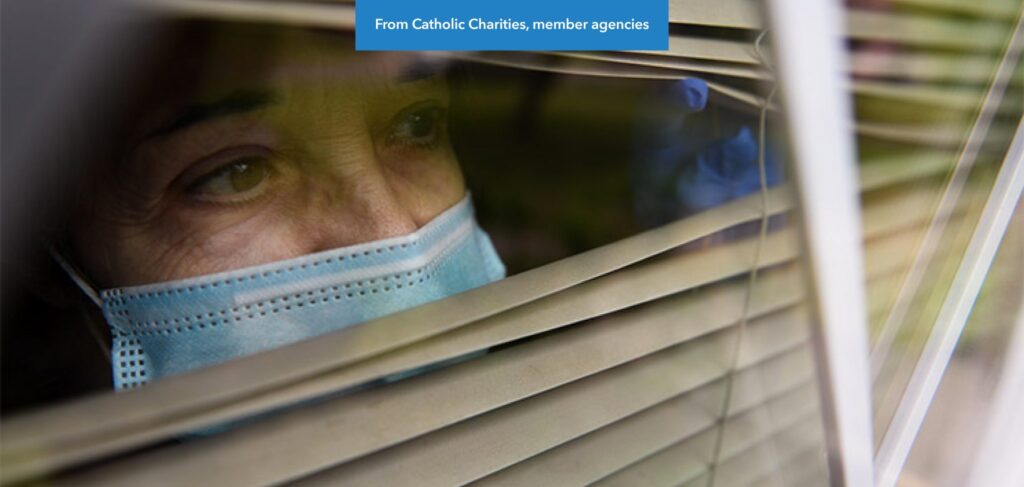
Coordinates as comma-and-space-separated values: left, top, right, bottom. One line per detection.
129, 22, 446, 141
160, 23, 435, 85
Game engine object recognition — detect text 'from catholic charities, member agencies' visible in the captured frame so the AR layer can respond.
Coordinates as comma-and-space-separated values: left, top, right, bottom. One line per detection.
356, 0, 668, 51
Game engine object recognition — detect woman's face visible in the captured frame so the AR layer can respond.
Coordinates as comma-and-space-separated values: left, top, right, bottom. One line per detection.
71, 25, 466, 288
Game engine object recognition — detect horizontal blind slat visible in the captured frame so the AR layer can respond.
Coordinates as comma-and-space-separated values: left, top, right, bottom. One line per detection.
665, 0, 1013, 50
621, 36, 998, 83
859, 151, 955, 192
667, 0, 762, 29
854, 80, 983, 111
463, 51, 987, 114
866, 223, 935, 278
648, 35, 763, 64
59, 272, 809, 485
550, 52, 769, 80
447, 53, 775, 109
145, 0, 356, 28
588, 381, 821, 487
713, 417, 825, 487
862, 180, 946, 238
847, 9, 1013, 50
858, 121, 970, 147
737, 447, 827, 487
850, 49, 998, 83
471, 348, 816, 487
291, 313, 811, 487
590, 395, 823, 487
678, 472, 711, 487
890, 0, 1021, 19
593, 34, 999, 83
627, 425, 825, 487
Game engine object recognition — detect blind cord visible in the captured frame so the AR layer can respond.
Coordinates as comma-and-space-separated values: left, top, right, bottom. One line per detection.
706, 28, 780, 487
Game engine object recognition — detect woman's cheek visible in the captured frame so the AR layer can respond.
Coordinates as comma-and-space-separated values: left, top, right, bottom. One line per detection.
145, 201, 299, 280
381, 151, 465, 216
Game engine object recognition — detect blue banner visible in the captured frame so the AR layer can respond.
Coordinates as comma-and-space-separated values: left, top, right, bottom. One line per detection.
356, 0, 668, 51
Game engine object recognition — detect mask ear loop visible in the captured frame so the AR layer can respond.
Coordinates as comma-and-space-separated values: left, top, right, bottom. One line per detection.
47, 243, 113, 360
47, 244, 103, 307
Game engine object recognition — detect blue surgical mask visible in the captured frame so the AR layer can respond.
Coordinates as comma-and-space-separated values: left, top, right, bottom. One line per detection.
57, 195, 505, 390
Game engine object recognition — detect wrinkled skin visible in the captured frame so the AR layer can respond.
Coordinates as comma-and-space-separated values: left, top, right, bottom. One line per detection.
71, 24, 465, 288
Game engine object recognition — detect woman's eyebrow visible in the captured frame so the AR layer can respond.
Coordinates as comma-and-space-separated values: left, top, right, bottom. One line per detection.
145, 90, 281, 139
396, 59, 446, 83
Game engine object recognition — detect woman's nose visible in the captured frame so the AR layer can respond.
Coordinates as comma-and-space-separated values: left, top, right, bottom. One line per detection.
297, 157, 418, 254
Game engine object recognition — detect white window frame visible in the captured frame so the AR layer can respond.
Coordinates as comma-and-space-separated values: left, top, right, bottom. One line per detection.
767, 1, 876, 485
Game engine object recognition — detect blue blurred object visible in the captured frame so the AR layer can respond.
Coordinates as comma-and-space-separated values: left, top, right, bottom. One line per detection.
631, 77, 784, 228
676, 126, 782, 211
671, 77, 709, 112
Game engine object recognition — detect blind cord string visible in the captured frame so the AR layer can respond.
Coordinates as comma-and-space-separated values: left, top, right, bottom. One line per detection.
706, 28, 780, 487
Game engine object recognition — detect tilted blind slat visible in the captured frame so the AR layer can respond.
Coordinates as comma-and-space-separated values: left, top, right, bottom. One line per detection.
647, 35, 762, 64
468, 51, 984, 116
678, 472, 711, 487
590, 392, 822, 487
738, 448, 828, 487
862, 180, 947, 238
448, 53, 775, 109
712, 416, 824, 487
618, 34, 999, 83
847, 9, 1012, 51
864, 173, 1006, 239
471, 348, 816, 486
850, 49, 998, 83
586, 384, 819, 487
665, 0, 1011, 51
60, 273, 809, 485
867, 214, 969, 327
290, 313, 811, 487
866, 225, 933, 278
667, 0, 761, 29
146, 0, 355, 28
634, 36, 996, 83
551, 52, 769, 80
643, 35, 995, 83
890, 0, 1021, 19
595, 441, 707, 487
853, 81, 983, 111
288, 329, 806, 484
859, 151, 956, 192
858, 121, 971, 147
870, 160, 999, 438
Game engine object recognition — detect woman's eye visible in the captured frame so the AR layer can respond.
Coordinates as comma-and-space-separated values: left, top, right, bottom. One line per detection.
187, 156, 271, 198
387, 105, 446, 147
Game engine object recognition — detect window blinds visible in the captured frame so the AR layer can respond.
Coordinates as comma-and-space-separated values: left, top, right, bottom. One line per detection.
860, 1, 1023, 459
0, 143, 954, 486
1, 0, 1016, 485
